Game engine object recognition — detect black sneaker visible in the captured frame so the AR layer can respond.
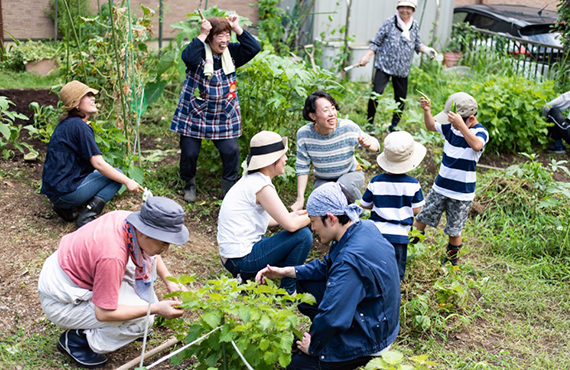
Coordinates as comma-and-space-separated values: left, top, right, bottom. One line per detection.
57, 330, 107, 368
183, 185, 196, 202
547, 145, 565, 154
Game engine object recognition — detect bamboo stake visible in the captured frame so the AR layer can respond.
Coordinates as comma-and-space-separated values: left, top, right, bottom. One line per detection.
115, 337, 180, 370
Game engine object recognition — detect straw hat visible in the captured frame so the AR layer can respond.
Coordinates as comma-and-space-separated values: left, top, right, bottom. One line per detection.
246, 131, 288, 171
397, 0, 417, 9
60, 81, 99, 111
377, 131, 426, 174
126, 197, 189, 245
434, 92, 478, 123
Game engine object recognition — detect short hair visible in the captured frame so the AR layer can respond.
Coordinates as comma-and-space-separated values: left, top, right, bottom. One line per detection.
302, 91, 340, 122
319, 184, 354, 226
206, 17, 232, 44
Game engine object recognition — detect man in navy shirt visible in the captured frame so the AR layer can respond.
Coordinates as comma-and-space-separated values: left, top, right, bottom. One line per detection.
256, 182, 400, 370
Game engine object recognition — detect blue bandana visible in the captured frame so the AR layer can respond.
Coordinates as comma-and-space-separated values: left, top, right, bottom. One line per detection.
306, 182, 362, 223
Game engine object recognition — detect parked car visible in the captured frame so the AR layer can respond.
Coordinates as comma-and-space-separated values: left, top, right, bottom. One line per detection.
453, 4, 562, 47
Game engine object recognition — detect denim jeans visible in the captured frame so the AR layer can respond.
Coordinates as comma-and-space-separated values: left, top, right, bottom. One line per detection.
50, 170, 123, 209
223, 227, 313, 294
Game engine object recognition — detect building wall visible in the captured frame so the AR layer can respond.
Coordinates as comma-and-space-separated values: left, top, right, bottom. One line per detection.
454, 0, 558, 11
2, 0, 259, 41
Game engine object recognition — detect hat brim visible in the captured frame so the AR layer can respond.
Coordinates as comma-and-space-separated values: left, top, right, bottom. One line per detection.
434, 110, 450, 124
247, 137, 288, 171
377, 141, 426, 174
397, 2, 417, 9
63, 87, 99, 111
126, 212, 189, 245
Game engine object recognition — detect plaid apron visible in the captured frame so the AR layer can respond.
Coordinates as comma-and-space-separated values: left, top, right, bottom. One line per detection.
171, 58, 242, 140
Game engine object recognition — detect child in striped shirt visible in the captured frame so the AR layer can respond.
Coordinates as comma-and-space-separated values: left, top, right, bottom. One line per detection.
361, 131, 426, 281
414, 92, 489, 266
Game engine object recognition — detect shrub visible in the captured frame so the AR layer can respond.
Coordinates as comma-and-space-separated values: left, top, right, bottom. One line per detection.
2, 41, 59, 72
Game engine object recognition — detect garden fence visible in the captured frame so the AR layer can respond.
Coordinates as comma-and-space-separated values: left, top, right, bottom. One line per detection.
457, 26, 567, 84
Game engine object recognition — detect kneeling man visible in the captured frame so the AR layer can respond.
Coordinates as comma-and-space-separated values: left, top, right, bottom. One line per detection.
257, 182, 400, 370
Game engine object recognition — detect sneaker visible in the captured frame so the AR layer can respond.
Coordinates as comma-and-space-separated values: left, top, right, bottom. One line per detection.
57, 330, 107, 368
387, 124, 398, 133
547, 145, 566, 154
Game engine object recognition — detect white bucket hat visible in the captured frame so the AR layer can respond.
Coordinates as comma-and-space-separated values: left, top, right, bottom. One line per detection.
377, 131, 426, 174
434, 92, 478, 123
246, 131, 288, 171
397, 0, 417, 9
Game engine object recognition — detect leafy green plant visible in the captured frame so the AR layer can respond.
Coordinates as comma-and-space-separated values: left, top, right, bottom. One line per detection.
0, 96, 38, 159
365, 349, 436, 370
166, 275, 315, 369
28, 102, 61, 143
2, 40, 59, 72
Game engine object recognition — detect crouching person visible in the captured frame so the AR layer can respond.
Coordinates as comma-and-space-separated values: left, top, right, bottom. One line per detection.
37, 197, 189, 368
256, 183, 401, 370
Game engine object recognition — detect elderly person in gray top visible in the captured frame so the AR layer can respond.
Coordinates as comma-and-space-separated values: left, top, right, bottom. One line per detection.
359, 0, 436, 132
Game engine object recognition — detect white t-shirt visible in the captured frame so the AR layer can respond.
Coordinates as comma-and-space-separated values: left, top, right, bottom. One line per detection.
217, 172, 274, 258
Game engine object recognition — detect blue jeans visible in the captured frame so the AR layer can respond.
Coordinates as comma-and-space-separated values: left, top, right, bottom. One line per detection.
50, 170, 123, 209
223, 227, 313, 294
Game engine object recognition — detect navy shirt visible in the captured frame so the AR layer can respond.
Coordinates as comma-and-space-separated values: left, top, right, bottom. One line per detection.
294, 220, 401, 362
41, 117, 101, 198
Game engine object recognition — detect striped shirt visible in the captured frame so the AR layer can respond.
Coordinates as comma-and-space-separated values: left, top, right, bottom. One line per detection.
361, 173, 424, 244
432, 122, 489, 201
295, 119, 379, 179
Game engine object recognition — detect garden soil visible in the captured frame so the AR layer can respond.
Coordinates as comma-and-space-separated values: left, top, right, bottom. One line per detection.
1, 89, 569, 368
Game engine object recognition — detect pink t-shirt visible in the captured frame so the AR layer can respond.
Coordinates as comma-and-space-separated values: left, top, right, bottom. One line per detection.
58, 211, 131, 310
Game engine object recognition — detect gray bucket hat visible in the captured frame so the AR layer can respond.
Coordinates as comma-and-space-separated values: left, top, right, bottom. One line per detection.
126, 197, 189, 245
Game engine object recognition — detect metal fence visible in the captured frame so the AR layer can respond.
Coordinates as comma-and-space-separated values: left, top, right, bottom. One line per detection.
457, 26, 566, 82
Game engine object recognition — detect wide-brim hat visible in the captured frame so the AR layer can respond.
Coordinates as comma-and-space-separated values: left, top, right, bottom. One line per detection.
377, 131, 426, 174
246, 131, 288, 171
397, 0, 417, 9
60, 80, 99, 111
434, 92, 478, 124
126, 197, 189, 245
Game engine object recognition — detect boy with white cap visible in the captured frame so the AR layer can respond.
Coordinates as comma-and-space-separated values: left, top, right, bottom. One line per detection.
360, 131, 426, 280
414, 92, 489, 266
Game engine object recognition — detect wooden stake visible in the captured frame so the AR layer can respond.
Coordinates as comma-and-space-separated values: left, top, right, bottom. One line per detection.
116, 337, 180, 370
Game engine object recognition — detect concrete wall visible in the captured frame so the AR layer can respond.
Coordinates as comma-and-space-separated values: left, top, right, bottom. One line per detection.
2, 0, 259, 41
454, 0, 558, 11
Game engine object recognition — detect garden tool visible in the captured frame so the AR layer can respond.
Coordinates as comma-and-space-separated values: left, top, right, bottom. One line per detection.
304, 44, 316, 71
343, 63, 362, 72
142, 187, 153, 202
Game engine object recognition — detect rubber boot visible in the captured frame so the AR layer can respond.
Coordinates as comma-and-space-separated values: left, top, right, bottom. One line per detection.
76, 197, 106, 228
57, 329, 107, 368
443, 243, 462, 266
221, 179, 236, 198
183, 178, 196, 203
53, 205, 77, 222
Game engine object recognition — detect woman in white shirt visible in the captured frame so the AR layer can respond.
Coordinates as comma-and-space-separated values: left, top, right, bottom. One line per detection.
217, 131, 313, 294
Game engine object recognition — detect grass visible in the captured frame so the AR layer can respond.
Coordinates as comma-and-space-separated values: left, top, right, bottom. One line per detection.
0, 70, 63, 89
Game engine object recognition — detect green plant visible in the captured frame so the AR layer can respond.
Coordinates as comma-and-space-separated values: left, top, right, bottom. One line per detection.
28, 102, 61, 143
44, 0, 95, 42
2, 40, 59, 72
365, 349, 436, 370
0, 96, 38, 159
166, 275, 315, 369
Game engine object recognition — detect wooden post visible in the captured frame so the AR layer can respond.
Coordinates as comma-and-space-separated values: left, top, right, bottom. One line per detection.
0, 0, 5, 60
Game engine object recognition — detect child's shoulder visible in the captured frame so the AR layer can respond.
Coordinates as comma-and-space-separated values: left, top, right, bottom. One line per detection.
371, 173, 419, 183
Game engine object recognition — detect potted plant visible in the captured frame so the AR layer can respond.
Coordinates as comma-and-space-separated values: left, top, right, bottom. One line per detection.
3, 40, 59, 75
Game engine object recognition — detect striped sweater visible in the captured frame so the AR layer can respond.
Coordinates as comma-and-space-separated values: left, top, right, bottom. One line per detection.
295, 119, 378, 179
